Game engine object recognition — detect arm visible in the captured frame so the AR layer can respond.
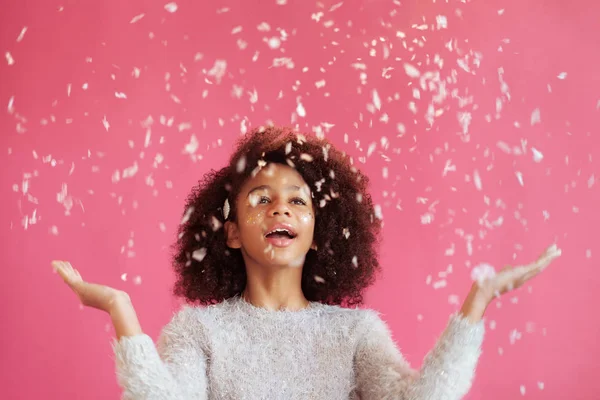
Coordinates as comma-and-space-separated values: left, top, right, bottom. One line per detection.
112, 304, 209, 400
52, 261, 208, 400
354, 307, 484, 400
355, 245, 561, 399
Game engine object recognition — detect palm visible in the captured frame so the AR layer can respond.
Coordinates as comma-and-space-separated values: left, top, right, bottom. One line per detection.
52, 260, 126, 312
478, 244, 562, 300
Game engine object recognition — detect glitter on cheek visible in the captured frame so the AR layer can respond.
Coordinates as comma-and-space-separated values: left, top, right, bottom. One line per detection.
245, 209, 266, 225
299, 212, 314, 224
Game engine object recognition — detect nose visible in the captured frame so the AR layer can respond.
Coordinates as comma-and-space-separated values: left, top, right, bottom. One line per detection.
270, 199, 291, 217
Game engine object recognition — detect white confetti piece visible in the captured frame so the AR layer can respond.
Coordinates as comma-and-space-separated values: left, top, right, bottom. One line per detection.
586, 249, 592, 259
207, 60, 227, 84
532, 148, 544, 162
296, 101, 306, 117
403, 63, 420, 78
192, 248, 207, 262
530, 108, 541, 125
130, 13, 145, 23
436, 15, 447, 29
473, 169, 483, 191
542, 210, 550, 221
421, 213, 434, 224
164, 2, 178, 13
102, 115, 110, 131
432, 280, 447, 289
515, 171, 524, 186
7, 96, 15, 114
557, 72, 567, 79
372, 89, 381, 111
374, 204, 383, 220
16, 26, 28, 42
537, 382, 545, 390
183, 134, 199, 155
181, 206, 194, 224
588, 174, 595, 188
471, 263, 496, 285
509, 328, 522, 345
520, 385, 526, 396
267, 37, 281, 49
5, 51, 15, 65
115, 92, 127, 99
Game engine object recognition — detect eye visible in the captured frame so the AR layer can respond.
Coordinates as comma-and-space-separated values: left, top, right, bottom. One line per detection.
258, 196, 271, 204
291, 197, 307, 205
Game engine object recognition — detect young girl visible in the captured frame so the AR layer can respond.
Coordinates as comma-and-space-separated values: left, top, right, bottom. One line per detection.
53, 126, 561, 400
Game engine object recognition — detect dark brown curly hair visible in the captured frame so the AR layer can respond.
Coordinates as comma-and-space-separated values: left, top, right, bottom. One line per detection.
171, 126, 382, 307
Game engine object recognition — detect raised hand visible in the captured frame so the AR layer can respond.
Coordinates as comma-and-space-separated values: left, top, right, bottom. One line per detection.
52, 260, 129, 313
460, 244, 562, 323
477, 244, 562, 301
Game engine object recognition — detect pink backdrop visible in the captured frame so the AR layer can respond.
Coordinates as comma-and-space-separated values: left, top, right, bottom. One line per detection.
1, 0, 599, 399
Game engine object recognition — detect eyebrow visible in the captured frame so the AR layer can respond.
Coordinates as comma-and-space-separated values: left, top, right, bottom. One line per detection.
247, 184, 304, 195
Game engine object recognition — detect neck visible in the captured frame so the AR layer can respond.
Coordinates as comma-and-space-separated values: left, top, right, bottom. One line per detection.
242, 264, 309, 311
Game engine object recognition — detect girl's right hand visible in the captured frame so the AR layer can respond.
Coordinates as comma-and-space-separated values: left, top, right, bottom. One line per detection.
52, 260, 130, 313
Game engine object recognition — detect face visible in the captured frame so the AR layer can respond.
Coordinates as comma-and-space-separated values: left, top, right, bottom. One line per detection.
225, 163, 316, 269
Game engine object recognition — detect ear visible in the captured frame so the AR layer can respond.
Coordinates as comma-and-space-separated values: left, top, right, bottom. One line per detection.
310, 241, 318, 251
224, 221, 242, 249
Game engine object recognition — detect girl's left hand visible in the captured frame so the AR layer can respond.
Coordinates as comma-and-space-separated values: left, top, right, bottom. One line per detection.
478, 244, 562, 303
460, 244, 562, 322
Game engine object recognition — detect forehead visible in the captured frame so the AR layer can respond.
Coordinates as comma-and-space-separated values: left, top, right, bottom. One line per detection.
244, 163, 308, 189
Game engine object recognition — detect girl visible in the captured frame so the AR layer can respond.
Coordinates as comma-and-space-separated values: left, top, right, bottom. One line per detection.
53, 126, 561, 400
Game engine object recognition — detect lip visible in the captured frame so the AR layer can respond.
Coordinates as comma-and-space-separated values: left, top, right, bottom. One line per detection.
264, 223, 297, 238
264, 223, 297, 248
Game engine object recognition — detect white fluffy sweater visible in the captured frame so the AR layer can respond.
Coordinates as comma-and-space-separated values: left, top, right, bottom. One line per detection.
113, 296, 485, 400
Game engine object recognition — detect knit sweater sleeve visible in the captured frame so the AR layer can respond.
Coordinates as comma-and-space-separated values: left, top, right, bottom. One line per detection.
354, 310, 485, 400
112, 307, 209, 400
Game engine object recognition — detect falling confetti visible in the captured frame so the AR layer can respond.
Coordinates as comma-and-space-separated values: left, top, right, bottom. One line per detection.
130, 13, 145, 23
164, 2, 178, 13
530, 108, 541, 125
531, 148, 544, 163
102, 115, 110, 131
5, 51, 15, 65
16, 26, 28, 42
403, 63, 420, 78
296, 101, 306, 117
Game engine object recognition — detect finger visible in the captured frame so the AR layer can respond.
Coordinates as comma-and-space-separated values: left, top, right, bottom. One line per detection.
53, 261, 79, 285
52, 260, 70, 281
537, 245, 562, 264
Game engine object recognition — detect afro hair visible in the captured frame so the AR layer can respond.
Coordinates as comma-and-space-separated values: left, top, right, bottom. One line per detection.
171, 125, 382, 307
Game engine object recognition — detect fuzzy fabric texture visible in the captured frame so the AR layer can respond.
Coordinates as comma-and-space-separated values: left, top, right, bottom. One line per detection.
113, 296, 485, 400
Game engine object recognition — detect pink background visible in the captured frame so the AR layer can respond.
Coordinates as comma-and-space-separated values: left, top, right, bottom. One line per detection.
1, 0, 599, 399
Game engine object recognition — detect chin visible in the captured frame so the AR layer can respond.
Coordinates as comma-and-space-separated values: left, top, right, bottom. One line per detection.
262, 252, 307, 269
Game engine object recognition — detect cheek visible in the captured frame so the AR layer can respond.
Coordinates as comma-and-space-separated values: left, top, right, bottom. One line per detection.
299, 211, 315, 226
245, 209, 266, 226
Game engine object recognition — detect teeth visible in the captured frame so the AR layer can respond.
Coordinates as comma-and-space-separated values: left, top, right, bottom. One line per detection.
268, 228, 294, 236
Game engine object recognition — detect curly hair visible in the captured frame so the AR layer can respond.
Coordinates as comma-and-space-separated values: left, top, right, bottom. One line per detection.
171, 126, 382, 307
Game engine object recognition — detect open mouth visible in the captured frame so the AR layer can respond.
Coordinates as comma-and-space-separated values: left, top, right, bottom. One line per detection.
265, 228, 297, 239
264, 226, 297, 247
